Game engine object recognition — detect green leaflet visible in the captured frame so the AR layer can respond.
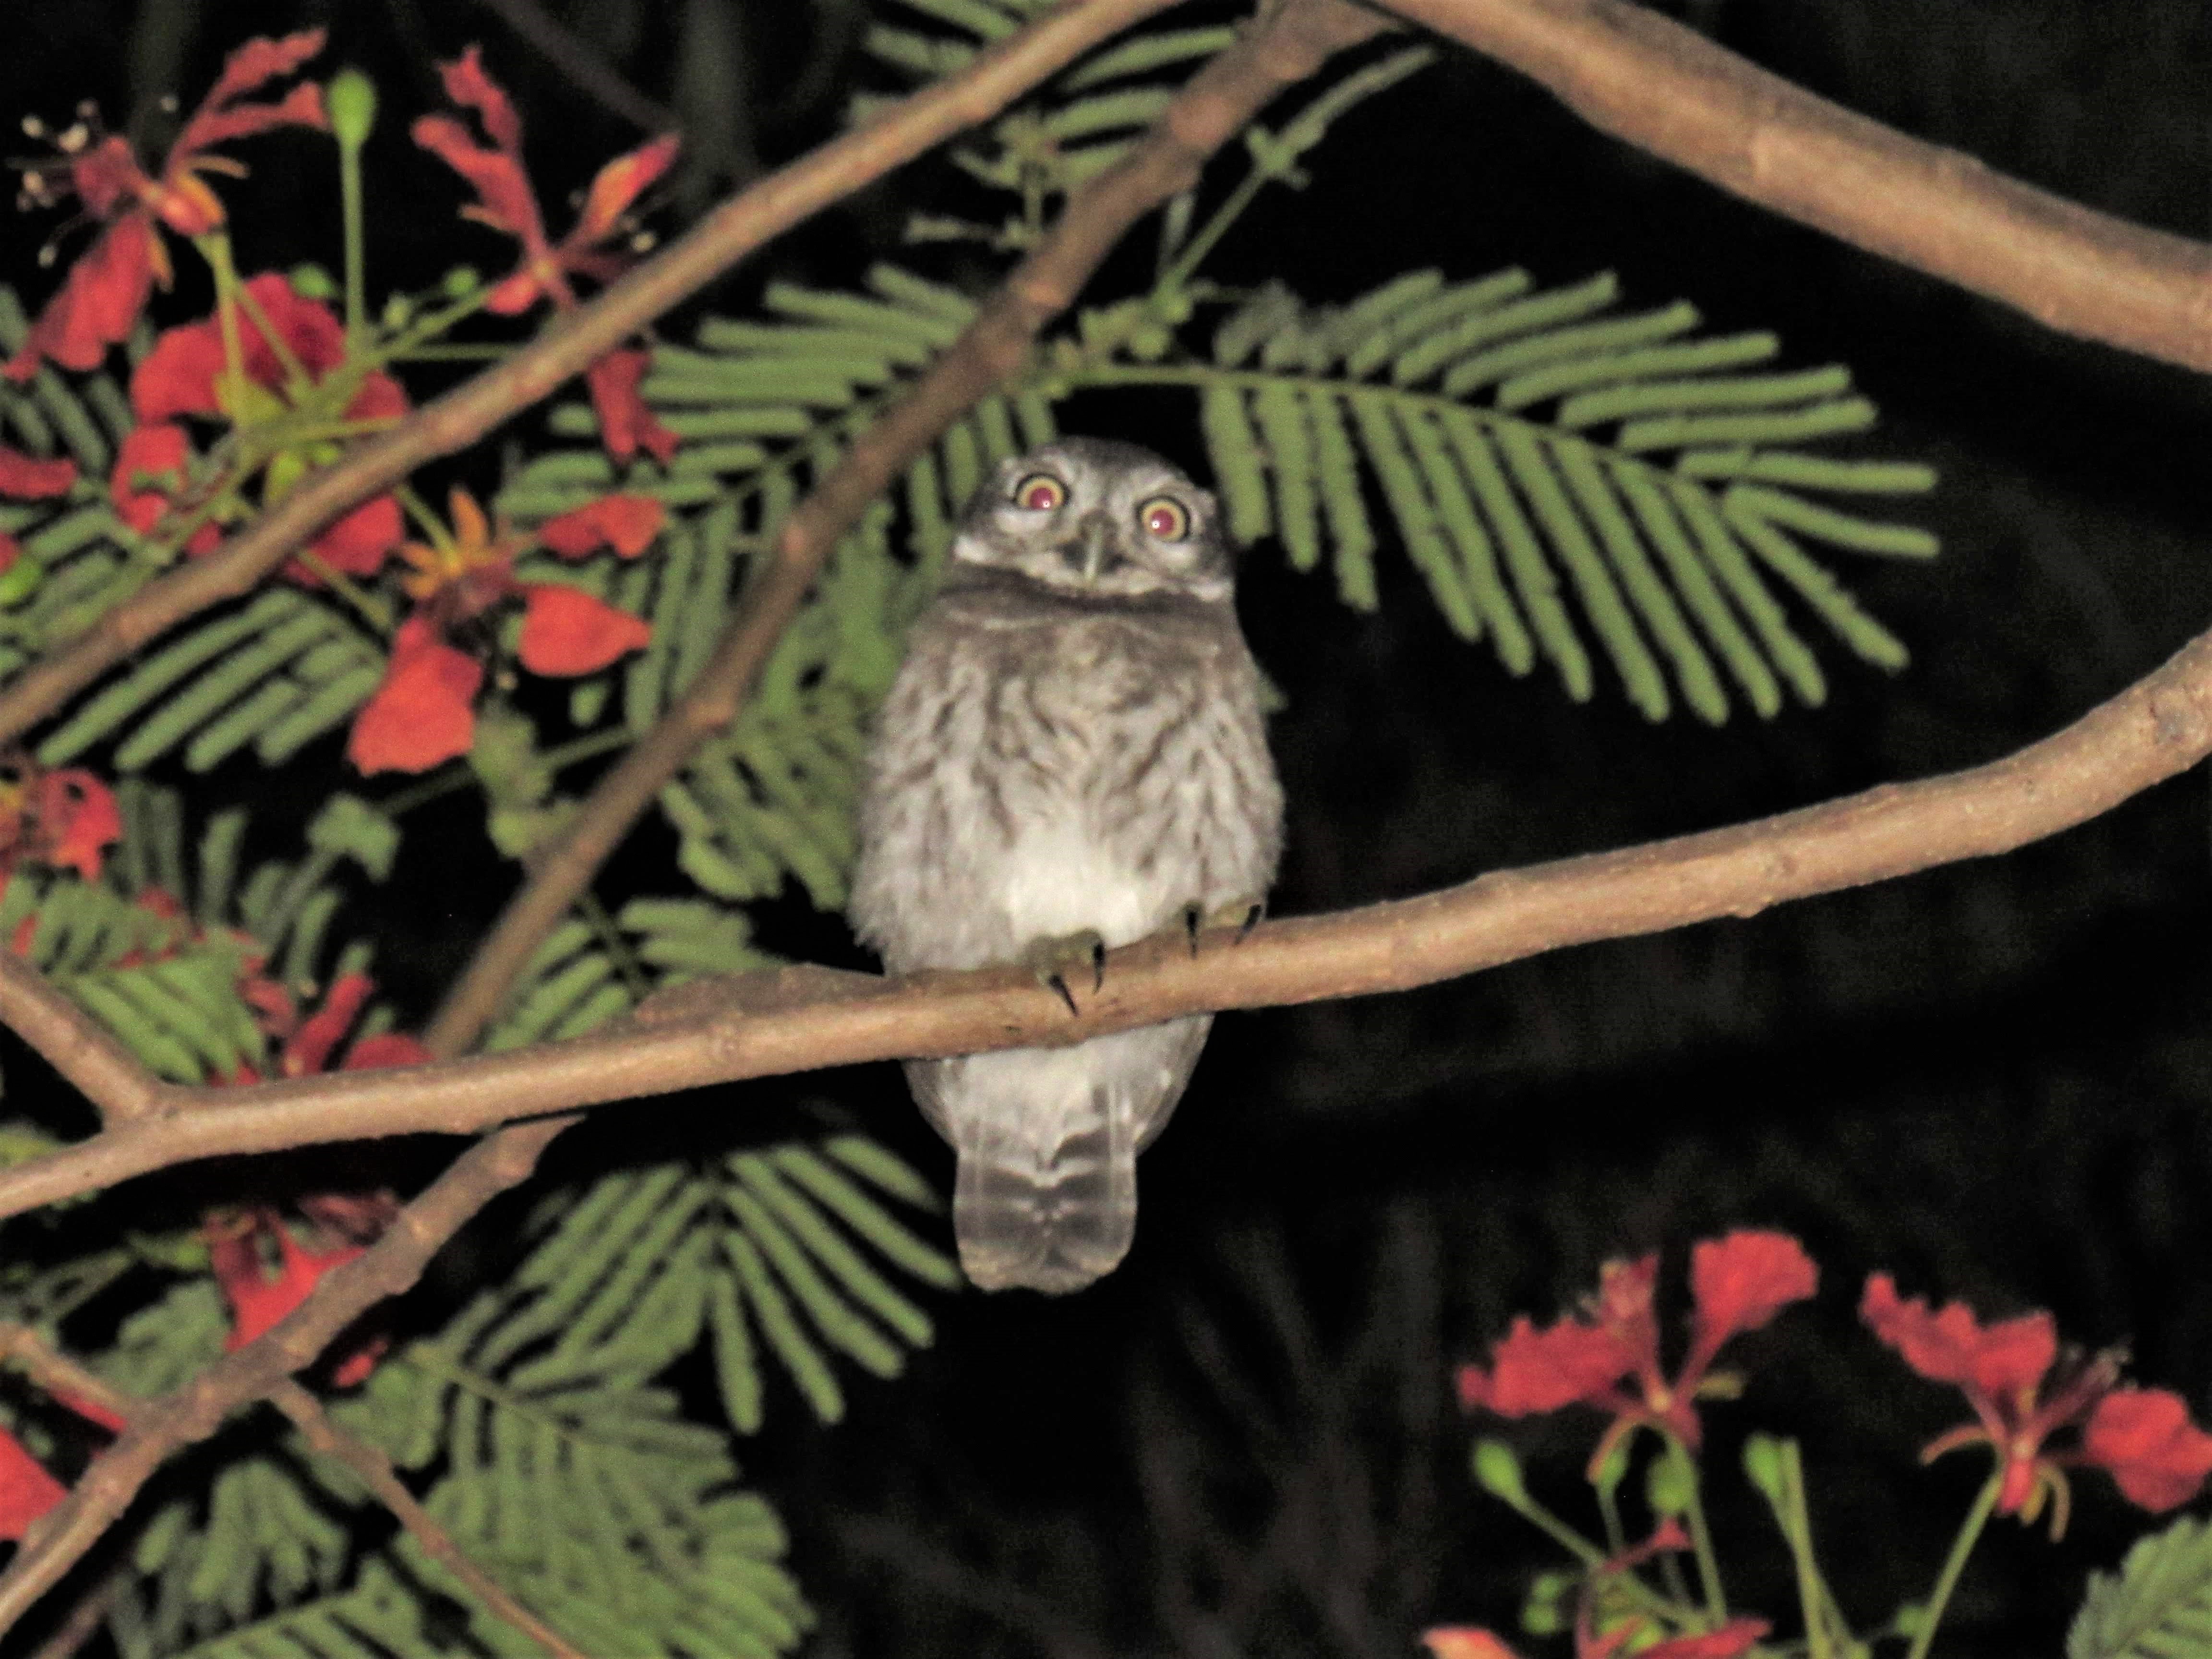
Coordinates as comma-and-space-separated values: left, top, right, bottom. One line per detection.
2069, 1514, 2212, 1659
1154, 270, 1938, 720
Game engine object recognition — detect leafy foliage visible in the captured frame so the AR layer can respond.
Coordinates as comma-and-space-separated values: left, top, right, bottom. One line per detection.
2069, 1514, 2212, 1659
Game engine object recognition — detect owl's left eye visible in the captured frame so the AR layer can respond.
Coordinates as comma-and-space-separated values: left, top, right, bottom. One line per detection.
1138, 496, 1190, 541
1011, 473, 1066, 512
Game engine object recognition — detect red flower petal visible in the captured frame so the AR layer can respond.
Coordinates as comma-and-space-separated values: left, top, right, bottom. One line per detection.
0, 1428, 66, 1541
585, 349, 678, 464
52, 1391, 127, 1434
0, 535, 19, 575
34, 769, 120, 880
7, 212, 164, 380
517, 584, 650, 676
176, 81, 326, 163
1423, 1631, 1523, 1659
69, 135, 150, 220
344, 1033, 434, 1071
1861, 1274, 2057, 1402
348, 619, 484, 775
438, 44, 525, 156
539, 494, 666, 560
132, 273, 348, 421
574, 133, 682, 242
177, 31, 329, 154
108, 422, 193, 534
2082, 1388, 2212, 1512
0, 448, 77, 499
1684, 1230, 1817, 1378
303, 495, 404, 581
211, 1213, 364, 1351
1638, 1619, 1771, 1659
1458, 1314, 1635, 1416
346, 371, 410, 425
282, 973, 375, 1076
412, 113, 546, 251
131, 322, 230, 423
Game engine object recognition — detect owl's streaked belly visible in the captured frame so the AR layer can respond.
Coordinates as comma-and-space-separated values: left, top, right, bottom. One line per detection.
851, 601, 1281, 974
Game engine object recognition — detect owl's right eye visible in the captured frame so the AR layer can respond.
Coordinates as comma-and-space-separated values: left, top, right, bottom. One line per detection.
1010, 473, 1066, 512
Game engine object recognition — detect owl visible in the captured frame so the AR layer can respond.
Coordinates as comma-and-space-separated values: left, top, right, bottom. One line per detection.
850, 438, 1284, 1294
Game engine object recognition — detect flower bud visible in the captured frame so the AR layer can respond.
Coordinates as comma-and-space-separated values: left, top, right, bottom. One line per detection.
327, 69, 377, 151
1473, 1439, 1527, 1504
1741, 1433, 1786, 1504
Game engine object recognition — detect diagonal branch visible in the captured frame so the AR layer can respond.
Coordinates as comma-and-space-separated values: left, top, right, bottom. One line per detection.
0, 1115, 572, 1636
272, 1378, 587, 1659
1377, 0, 2212, 371
0, 0, 1180, 750
421, 0, 1397, 1058
3, 610, 2212, 1222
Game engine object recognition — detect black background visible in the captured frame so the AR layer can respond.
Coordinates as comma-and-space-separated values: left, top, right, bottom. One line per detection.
6, 1, 2212, 1653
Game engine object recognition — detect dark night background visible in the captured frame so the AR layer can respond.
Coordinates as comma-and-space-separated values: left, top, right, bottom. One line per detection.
7, 0, 2212, 1654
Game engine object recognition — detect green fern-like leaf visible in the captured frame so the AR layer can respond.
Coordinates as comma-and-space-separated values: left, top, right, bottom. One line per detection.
159, 1561, 437, 1659
1122, 269, 1938, 721
2069, 1513, 2212, 1659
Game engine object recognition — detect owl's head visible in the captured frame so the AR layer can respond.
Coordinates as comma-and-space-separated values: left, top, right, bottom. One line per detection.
948, 438, 1232, 604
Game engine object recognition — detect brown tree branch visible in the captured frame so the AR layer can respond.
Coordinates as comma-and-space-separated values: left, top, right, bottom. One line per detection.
1376, 0, 2212, 371
0, 1116, 572, 1635
271, 1378, 587, 1659
0, 0, 1180, 750
421, 0, 1396, 1058
2, 613, 2211, 1224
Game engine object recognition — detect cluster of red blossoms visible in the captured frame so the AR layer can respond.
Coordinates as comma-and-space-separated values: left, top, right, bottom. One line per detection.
1426, 1231, 2212, 1659
0, 1191, 402, 1541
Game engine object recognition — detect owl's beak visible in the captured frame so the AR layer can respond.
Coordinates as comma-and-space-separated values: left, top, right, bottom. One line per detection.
1063, 515, 1123, 584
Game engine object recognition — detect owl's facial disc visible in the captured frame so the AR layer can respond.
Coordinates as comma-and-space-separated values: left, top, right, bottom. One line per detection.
951, 441, 1232, 603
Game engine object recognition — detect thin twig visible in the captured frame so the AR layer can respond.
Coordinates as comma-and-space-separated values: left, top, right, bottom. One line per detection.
1379, 0, 2212, 370
0, 1326, 136, 1426
422, 0, 1396, 1057
474, 0, 678, 133
0, 0, 1181, 750
3, 609, 2212, 1218
0, 1116, 571, 1636
271, 1378, 587, 1659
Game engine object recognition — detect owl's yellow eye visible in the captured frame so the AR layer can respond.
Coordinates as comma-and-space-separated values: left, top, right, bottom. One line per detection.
1138, 496, 1190, 541
1011, 473, 1066, 512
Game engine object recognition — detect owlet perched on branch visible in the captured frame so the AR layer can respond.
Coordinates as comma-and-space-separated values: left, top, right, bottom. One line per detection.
851, 438, 1284, 1294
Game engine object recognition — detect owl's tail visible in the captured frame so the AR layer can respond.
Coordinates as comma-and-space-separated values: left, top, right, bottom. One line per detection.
910, 1031, 1183, 1294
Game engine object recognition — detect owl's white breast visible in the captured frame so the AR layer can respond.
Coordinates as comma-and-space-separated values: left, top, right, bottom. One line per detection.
997, 813, 1176, 950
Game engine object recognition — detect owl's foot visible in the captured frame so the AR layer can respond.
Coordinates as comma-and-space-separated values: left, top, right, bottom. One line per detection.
1023, 930, 1107, 1016
1182, 897, 1266, 957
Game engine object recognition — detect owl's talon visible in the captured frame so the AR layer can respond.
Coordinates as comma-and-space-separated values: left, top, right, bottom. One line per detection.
1182, 902, 1203, 957
1236, 900, 1264, 943
1182, 896, 1268, 951
1023, 930, 1108, 1016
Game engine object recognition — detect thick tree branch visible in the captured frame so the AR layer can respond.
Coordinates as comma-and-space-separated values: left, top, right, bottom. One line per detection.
1378, 0, 2212, 371
0, 0, 1179, 750
4, 614, 2212, 1222
272, 1379, 586, 1659
422, 0, 1395, 1058
0, 1117, 571, 1635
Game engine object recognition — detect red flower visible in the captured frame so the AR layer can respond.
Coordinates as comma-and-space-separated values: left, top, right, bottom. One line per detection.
119, 273, 407, 583
0, 449, 76, 501
7, 33, 327, 378
539, 493, 665, 560
347, 489, 649, 775
0, 1429, 67, 1541
1458, 1231, 1816, 1471
412, 47, 680, 463
230, 970, 435, 1083
1863, 1273, 2212, 1533
0, 763, 121, 881
208, 1202, 395, 1386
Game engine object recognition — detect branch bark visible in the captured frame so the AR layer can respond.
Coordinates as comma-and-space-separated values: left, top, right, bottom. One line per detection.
0, 0, 1180, 750
1378, 0, 2212, 370
3, 613, 2210, 1223
421, 0, 1395, 1058
0, 1116, 571, 1635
